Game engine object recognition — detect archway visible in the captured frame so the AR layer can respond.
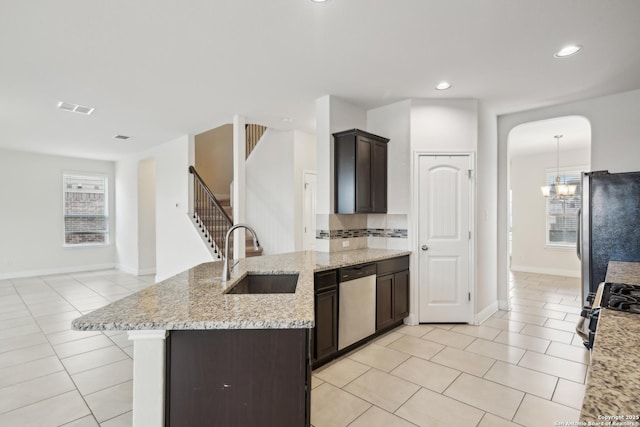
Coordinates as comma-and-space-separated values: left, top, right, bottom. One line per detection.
504, 115, 591, 309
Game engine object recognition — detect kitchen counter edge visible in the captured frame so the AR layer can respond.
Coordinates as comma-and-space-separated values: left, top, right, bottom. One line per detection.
580, 261, 640, 421
71, 249, 411, 332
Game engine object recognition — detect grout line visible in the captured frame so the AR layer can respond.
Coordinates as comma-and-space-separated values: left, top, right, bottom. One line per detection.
6, 272, 136, 425
97, 410, 131, 426
0, 371, 75, 416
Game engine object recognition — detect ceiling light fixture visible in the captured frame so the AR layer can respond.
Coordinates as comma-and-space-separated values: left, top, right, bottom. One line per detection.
281, 116, 293, 123
310, 0, 328, 2
541, 135, 576, 198
56, 101, 95, 115
554, 45, 582, 58
435, 81, 452, 91
113, 134, 132, 140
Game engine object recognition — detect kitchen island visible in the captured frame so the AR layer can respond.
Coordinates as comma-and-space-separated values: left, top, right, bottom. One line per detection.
580, 261, 640, 423
72, 248, 410, 427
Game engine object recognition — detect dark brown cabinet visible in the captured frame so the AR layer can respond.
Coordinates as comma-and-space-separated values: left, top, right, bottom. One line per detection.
393, 269, 410, 321
166, 329, 310, 427
334, 129, 389, 214
376, 273, 395, 330
313, 269, 338, 365
376, 256, 410, 332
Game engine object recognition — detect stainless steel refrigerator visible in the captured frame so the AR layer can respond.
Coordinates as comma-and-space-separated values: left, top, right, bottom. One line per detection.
578, 170, 640, 304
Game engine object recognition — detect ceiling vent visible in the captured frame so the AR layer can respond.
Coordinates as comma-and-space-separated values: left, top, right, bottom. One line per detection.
57, 101, 95, 115
113, 134, 132, 140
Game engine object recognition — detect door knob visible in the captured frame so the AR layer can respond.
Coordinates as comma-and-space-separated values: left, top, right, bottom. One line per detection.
421, 245, 429, 251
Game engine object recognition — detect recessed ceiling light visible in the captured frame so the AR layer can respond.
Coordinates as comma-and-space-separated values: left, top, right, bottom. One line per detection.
554, 45, 582, 58
281, 116, 293, 123
56, 101, 95, 115
113, 134, 132, 140
435, 81, 452, 91
311, 0, 328, 2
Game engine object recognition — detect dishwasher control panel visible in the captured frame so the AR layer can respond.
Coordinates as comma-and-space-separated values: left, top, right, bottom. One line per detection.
338, 263, 376, 282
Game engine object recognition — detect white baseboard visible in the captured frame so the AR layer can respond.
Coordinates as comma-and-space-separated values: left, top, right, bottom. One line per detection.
117, 264, 156, 277
117, 264, 138, 276
510, 265, 580, 278
474, 301, 499, 325
404, 313, 418, 326
0, 263, 117, 280
137, 267, 156, 276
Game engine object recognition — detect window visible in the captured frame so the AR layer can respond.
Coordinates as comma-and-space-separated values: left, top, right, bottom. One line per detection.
545, 168, 583, 247
63, 172, 108, 245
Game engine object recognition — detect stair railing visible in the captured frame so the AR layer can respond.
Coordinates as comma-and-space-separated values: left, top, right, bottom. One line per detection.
189, 166, 233, 260
245, 124, 267, 159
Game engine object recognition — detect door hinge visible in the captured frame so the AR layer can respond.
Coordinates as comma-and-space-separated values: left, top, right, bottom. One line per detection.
467, 169, 472, 179
468, 292, 471, 302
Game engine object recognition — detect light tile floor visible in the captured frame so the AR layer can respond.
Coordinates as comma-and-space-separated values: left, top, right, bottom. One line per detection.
0, 270, 153, 426
0, 270, 588, 426
311, 271, 588, 427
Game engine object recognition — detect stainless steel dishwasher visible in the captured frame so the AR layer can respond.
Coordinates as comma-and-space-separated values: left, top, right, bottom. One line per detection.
338, 263, 376, 350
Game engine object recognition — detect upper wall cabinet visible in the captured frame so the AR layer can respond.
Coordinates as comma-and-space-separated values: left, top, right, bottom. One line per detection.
334, 129, 389, 214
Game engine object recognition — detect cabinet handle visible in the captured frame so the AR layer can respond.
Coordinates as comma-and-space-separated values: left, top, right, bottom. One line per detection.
421, 245, 429, 251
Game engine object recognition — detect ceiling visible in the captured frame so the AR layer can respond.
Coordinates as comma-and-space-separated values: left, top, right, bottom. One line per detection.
2, 0, 640, 161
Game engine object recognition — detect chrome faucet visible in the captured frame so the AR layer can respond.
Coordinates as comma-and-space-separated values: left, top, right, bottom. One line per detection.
222, 223, 261, 281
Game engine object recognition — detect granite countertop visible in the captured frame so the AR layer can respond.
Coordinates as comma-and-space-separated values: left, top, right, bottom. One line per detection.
72, 248, 410, 332
580, 261, 640, 422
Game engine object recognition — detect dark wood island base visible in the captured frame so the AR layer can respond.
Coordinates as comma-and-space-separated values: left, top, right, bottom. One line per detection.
166, 329, 311, 427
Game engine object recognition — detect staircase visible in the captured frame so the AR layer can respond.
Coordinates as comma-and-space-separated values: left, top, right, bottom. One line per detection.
189, 166, 262, 260
215, 196, 263, 258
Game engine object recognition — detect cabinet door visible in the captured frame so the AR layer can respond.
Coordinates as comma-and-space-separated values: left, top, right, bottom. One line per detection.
167, 330, 308, 426
376, 274, 395, 331
315, 288, 338, 361
355, 136, 373, 212
394, 270, 410, 321
372, 140, 387, 213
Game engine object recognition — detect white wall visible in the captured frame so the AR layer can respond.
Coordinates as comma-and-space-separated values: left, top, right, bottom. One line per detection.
293, 130, 317, 250
115, 156, 140, 274
411, 99, 479, 151
115, 135, 212, 282
0, 149, 116, 278
137, 159, 156, 275
476, 103, 499, 315
510, 148, 589, 277
246, 129, 295, 255
497, 88, 640, 305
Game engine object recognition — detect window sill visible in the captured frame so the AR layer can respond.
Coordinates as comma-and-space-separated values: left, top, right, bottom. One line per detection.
544, 244, 576, 251
63, 243, 112, 249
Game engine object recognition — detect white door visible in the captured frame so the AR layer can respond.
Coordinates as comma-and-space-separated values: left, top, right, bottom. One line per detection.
418, 155, 472, 323
302, 172, 317, 250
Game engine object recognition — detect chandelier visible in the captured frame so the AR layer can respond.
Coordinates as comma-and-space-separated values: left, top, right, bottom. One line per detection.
540, 135, 576, 198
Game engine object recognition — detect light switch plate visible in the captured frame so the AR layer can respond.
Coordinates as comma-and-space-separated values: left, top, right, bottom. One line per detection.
342, 240, 350, 248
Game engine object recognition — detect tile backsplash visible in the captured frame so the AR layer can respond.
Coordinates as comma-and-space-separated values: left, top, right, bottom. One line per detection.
316, 213, 408, 252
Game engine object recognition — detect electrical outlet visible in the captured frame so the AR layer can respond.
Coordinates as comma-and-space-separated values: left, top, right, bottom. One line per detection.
342, 240, 350, 248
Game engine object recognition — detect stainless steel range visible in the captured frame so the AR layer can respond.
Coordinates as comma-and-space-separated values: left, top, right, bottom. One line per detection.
576, 281, 640, 349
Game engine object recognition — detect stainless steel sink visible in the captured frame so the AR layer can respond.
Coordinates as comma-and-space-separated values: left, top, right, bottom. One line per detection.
225, 273, 299, 294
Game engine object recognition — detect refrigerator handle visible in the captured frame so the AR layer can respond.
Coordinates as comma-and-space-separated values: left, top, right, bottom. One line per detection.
576, 208, 581, 260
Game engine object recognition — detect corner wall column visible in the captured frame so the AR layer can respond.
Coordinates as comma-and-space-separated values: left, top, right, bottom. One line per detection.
128, 330, 168, 427
232, 114, 247, 258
